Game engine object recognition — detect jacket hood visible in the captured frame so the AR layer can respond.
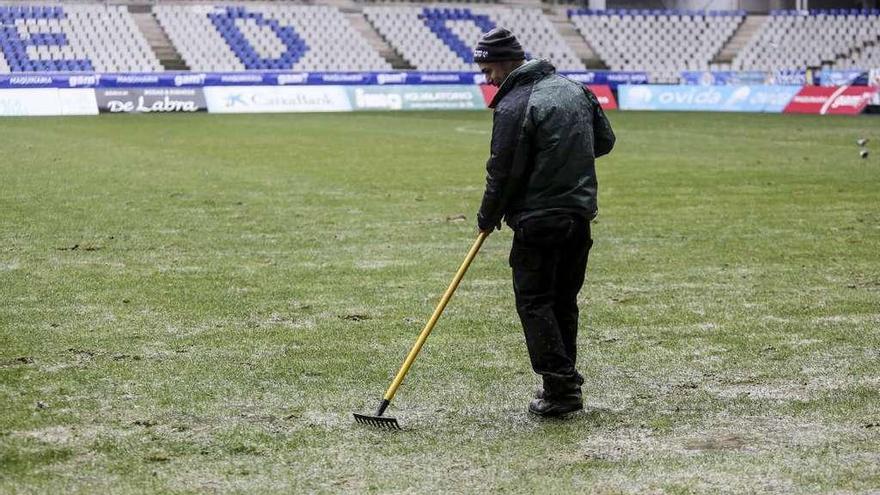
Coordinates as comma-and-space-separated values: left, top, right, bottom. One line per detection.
488, 59, 556, 109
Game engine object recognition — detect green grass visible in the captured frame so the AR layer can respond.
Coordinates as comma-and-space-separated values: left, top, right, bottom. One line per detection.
1, 111, 878, 494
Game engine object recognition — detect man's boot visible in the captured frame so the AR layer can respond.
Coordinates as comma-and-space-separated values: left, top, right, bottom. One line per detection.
533, 372, 584, 400
529, 375, 583, 417
528, 397, 582, 416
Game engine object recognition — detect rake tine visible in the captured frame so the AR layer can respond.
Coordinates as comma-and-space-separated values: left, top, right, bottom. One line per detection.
354, 233, 488, 431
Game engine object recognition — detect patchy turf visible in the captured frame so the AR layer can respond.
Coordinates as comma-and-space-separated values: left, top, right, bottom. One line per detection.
1, 111, 878, 494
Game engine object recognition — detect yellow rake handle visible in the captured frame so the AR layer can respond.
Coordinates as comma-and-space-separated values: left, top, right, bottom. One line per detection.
382, 231, 489, 402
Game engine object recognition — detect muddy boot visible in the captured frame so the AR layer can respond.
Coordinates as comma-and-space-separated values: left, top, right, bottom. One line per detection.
530, 374, 583, 416
535, 372, 583, 400
528, 397, 583, 417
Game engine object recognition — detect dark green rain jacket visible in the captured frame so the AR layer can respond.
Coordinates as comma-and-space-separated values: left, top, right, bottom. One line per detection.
476, 59, 616, 231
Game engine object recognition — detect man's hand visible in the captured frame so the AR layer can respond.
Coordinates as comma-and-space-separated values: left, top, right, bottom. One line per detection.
476, 212, 501, 234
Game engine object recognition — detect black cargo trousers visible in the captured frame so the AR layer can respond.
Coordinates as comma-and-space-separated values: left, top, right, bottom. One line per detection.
509, 211, 592, 401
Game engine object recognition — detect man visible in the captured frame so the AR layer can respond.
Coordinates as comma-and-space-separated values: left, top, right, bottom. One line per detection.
473, 28, 615, 417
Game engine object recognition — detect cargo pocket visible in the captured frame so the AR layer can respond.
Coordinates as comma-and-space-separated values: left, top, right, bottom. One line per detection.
519, 214, 575, 247
509, 245, 542, 270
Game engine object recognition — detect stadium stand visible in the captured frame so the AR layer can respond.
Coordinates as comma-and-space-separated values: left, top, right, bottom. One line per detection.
0, 4, 160, 73
842, 43, 880, 70
364, 6, 585, 71
1, 2, 878, 78
733, 10, 880, 72
155, 4, 391, 71
567, 9, 745, 83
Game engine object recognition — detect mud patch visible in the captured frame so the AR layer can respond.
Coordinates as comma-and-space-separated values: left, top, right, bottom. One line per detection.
705, 382, 812, 401
578, 416, 853, 464
444, 214, 467, 223
340, 314, 371, 322
1, 260, 20, 271
685, 435, 747, 451
13, 425, 105, 446
1, 356, 34, 367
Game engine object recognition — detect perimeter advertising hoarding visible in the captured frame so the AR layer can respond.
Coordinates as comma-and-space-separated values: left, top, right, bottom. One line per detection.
204, 86, 352, 113
618, 85, 801, 112
0, 71, 650, 89
0, 88, 97, 116
478, 85, 617, 110
348, 85, 484, 111
870, 69, 880, 105
819, 70, 868, 87
680, 71, 770, 86
96, 88, 207, 113
783, 86, 879, 115
59, 89, 100, 115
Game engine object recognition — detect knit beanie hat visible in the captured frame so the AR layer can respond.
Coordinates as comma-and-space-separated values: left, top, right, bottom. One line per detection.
473, 27, 525, 63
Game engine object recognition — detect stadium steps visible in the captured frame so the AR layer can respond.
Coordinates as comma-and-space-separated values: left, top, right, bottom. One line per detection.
546, 6, 607, 69
129, 6, 189, 71
713, 14, 767, 65
343, 9, 414, 70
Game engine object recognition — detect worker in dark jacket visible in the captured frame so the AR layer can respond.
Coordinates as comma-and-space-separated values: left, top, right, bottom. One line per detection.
474, 28, 615, 417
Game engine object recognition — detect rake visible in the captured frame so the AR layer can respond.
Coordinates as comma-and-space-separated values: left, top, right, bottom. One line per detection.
354, 231, 489, 429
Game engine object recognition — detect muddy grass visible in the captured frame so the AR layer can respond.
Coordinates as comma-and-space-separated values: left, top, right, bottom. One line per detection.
1, 111, 879, 493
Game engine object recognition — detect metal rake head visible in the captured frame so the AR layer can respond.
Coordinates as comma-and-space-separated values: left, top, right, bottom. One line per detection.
353, 413, 401, 429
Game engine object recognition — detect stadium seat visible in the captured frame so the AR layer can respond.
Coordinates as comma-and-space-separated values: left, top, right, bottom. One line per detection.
155, 4, 391, 72
733, 10, 880, 71
364, 6, 585, 71
568, 9, 744, 83
0, 4, 160, 73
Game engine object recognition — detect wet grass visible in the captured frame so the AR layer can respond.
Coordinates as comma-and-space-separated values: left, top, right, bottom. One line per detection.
1, 111, 879, 494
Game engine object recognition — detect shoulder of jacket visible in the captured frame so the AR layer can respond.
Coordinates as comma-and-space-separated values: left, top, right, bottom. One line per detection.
495, 85, 531, 113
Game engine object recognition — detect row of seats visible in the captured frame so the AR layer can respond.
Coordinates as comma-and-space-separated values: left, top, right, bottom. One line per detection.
0, 4, 159, 73
840, 43, 880, 70
569, 10, 743, 83
366, 6, 583, 71
733, 11, 880, 72
570, 9, 747, 17
156, 5, 390, 72
770, 9, 880, 16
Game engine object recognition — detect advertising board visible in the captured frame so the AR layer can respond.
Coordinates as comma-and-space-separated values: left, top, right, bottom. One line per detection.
0, 71, 651, 89
819, 70, 868, 87
588, 85, 618, 110
204, 86, 351, 113
0, 88, 97, 116
618, 85, 801, 112
870, 69, 880, 105
96, 88, 207, 113
58, 88, 99, 116
478, 85, 617, 110
680, 71, 770, 86
0, 89, 62, 116
348, 85, 484, 111
783, 86, 879, 115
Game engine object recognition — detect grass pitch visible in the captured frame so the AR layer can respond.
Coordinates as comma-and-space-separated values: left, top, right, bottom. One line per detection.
1, 111, 879, 494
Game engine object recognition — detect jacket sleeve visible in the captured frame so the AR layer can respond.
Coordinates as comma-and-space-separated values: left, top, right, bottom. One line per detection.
584, 87, 615, 158
477, 105, 528, 231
